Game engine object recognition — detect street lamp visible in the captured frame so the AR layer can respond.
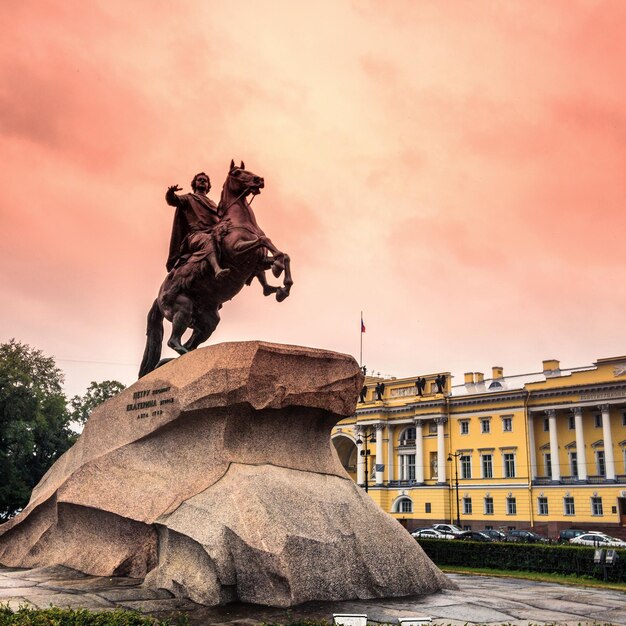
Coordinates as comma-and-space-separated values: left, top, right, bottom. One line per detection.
447, 451, 461, 527
356, 428, 376, 493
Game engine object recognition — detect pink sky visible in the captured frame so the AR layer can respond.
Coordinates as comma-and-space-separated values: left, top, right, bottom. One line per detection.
2, 0, 625, 397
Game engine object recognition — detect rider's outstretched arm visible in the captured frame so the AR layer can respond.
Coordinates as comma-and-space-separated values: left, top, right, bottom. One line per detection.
166, 185, 183, 208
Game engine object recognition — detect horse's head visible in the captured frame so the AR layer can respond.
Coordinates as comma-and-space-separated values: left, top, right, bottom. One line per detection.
227, 159, 264, 197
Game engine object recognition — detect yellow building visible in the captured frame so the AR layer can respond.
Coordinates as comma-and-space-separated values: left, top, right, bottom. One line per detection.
331, 356, 626, 538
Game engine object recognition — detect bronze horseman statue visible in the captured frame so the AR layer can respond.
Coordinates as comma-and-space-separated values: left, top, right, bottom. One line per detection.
139, 160, 293, 377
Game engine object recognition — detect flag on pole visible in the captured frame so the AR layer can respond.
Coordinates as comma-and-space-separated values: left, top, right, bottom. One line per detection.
361, 314, 366, 333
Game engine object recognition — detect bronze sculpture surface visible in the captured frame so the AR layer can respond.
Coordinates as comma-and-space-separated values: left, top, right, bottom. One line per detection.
139, 161, 292, 377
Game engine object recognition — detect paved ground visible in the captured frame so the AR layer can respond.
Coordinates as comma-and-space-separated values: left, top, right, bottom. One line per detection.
1, 565, 625, 625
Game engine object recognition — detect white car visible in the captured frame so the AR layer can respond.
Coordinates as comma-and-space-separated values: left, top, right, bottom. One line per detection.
569, 533, 626, 548
432, 523, 464, 536
411, 528, 451, 540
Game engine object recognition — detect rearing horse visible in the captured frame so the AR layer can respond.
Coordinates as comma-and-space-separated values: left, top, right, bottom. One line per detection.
139, 161, 293, 377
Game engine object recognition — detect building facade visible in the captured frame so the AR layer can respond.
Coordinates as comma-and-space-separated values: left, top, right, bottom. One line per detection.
331, 356, 626, 538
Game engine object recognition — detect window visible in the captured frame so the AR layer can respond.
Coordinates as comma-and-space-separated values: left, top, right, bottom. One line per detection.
460, 420, 469, 435
502, 417, 512, 432
400, 454, 416, 480
425, 502, 431, 513
484, 496, 494, 515
504, 453, 516, 478
543, 418, 549, 432
538, 496, 549, 515
460, 455, 472, 479
428, 421, 437, 434
595, 414, 602, 428
544, 453, 552, 478
481, 419, 491, 434
564, 496, 575, 515
623, 412, 626, 426
481, 454, 493, 479
591, 496, 603, 516
569, 452, 578, 477
397, 498, 413, 513
595, 450, 605, 476
399, 427, 416, 445
568, 414, 575, 430
506, 496, 517, 515
463, 497, 472, 515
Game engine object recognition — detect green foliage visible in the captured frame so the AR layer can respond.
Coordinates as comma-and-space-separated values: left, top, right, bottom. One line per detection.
0, 340, 76, 521
0, 604, 188, 626
69, 380, 126, 425
416, 537, 626, 582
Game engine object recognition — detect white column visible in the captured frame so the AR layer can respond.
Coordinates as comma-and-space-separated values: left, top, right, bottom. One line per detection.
414, 418, 425, 484
573, 407, 587, 481
375, 422, 385, 485
600, 404, 616, 480
355, 427, 365, 486
387, 423, 395, 483
528, 412, 537, 480
547, 410, 560, 481
436, 417, 447, 483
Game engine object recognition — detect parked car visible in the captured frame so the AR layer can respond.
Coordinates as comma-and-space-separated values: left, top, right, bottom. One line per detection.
570, 533, 626, 548
481, 529, 507, 541
558, 528, 585, 543
432, 523, 464, 536
505, 529, 549, 543
411, 528, 450, 540
454, 530, 493, 542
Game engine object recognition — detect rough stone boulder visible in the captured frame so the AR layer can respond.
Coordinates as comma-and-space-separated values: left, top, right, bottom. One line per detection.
0, 341, 453, 606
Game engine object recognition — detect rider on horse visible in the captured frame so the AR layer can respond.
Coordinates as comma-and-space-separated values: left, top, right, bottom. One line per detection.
165, 172, 230, 282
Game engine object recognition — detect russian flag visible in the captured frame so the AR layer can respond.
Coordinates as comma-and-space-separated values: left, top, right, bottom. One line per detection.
361, 315, 366, 333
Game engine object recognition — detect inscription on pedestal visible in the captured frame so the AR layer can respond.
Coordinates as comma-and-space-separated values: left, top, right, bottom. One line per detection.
127, 386, 174, 419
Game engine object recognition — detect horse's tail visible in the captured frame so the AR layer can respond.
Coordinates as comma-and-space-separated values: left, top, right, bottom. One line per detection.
138, 300, 164, 378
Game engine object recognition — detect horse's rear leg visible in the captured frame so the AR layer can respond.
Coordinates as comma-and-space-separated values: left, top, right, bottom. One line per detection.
255, 270, 279, 297
183, 309, 220, 351
167, 296, 193, 355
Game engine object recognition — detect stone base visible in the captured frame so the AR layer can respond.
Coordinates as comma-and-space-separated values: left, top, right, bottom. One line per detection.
0, 341, 453, 606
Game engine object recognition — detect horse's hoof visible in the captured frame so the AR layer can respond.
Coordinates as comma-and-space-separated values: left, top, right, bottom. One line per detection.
272, 262, 284, 278
215, 268, 231, 281
263, 285, 276, 296
276, 288, 289, 302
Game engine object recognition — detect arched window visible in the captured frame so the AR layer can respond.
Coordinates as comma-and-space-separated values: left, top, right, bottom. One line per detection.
395, 497, 413, 513
399, 427, 416, 445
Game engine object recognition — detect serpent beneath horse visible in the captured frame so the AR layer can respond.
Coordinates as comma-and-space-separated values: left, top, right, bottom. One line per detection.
139, 161, 293, 377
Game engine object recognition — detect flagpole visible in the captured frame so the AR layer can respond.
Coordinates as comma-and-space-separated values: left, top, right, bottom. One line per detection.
360, 310, 363, 367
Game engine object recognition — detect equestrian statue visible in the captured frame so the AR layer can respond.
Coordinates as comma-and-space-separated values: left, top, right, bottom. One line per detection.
139, 160, 293, 377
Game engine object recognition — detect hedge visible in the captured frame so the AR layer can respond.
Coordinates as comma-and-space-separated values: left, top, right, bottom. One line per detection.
0, 605, 189, 626
416, 538, 626, 582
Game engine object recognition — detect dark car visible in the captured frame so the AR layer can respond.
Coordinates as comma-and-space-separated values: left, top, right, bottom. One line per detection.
481, 529, 507, 541
505, 529, 548, 543
558, 528, 585, 543
455, 531, 493, 542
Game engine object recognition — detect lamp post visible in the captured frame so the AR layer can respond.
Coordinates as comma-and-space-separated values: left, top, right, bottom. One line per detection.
356, 428, 376, 493
447, 451, 461, 527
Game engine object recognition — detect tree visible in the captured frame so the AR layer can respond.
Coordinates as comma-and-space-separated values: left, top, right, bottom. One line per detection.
0, 340, 76, 521
69, 380, 126, 425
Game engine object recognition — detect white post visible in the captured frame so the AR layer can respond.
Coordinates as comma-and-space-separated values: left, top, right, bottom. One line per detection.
436, 417, 447, 483
414, 419, 424, 484
600, 404, 616, 480
547, 410, 560, 481
375, 422, 385, 485
355, 426, 365, 486
573, 407, 587, 480
387, 423, 394, 483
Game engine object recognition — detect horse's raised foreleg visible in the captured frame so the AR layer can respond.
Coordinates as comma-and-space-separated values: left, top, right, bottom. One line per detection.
275, 253, 293, 302
255, 270, 279, 297
167, 295, 193, 355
